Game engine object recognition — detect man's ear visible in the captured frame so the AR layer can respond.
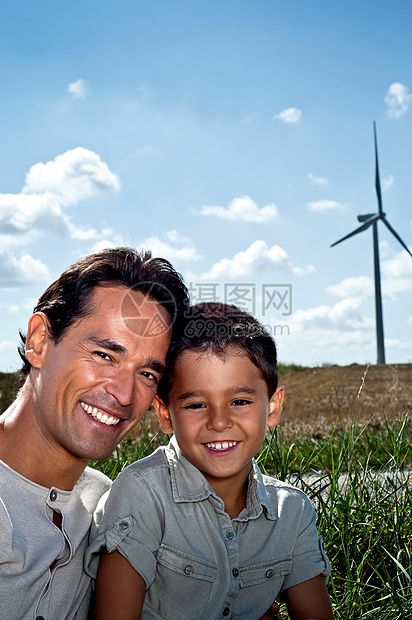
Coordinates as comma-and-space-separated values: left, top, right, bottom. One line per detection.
267, 385, 284, 428
25, 313, 51, 370
153, 395, 174, 435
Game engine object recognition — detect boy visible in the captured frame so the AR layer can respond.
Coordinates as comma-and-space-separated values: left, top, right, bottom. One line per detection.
87, 303, 334, 620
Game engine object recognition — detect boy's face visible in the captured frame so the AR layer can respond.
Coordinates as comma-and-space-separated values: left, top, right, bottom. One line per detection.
154, 348, 283, 492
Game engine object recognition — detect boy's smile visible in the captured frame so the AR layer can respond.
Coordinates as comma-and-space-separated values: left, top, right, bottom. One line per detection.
155, 347, 284, 498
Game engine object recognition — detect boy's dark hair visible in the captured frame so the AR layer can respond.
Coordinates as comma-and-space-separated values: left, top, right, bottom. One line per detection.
157, 302, 278, 402
19, 247, 189, 377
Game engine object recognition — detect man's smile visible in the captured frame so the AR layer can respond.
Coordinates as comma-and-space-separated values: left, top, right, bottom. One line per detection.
80, 401, 121, 426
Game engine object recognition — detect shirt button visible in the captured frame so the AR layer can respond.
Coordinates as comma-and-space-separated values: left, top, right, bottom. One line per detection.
226, 531, 235, 539
184, 565, 194, 575
49, 490, 57, 502
118, 520, 129, 531
265, 569, 275, 579
222, 607, 231, 616
232, 568, 239, 577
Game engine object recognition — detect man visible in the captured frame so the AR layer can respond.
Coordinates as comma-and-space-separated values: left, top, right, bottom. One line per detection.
0, 247, 189, 620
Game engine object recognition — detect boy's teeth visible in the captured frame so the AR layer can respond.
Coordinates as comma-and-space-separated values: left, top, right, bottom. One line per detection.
80, 402, 120, 426
205, 441, 238, 451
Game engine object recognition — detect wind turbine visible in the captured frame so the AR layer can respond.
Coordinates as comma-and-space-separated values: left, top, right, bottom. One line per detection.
331, 122, 412, 365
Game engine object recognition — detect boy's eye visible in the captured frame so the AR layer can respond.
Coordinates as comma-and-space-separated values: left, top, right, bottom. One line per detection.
232, 399, 251, 406
184, 403, 205, 410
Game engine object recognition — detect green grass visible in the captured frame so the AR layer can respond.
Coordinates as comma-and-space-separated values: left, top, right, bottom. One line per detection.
257, 416, 412, 619
2, 369, 411, 618
93, 412, 411, 620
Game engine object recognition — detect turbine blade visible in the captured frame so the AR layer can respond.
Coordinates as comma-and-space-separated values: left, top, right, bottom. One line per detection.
381, 216, 412, 258
331, 214, 380, 247
374, 121, 383, 215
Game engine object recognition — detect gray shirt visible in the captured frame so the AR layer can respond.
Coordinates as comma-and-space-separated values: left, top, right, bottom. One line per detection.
86, 437, 331, 620
0, 458, 111, 620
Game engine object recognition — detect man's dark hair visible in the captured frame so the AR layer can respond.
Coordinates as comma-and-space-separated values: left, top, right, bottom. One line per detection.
19, 247, 189, 376
157, 302, 278, 402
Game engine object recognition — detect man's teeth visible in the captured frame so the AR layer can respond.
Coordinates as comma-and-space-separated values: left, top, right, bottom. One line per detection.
205, 441, 238, 451
80, 402, 120, 426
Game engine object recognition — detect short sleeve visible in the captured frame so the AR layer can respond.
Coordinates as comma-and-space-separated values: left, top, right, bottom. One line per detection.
280, 493, 331, 591
85, 466, 166, 588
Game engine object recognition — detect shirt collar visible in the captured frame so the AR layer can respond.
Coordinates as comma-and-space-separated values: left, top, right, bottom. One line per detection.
165, 437, 277, 521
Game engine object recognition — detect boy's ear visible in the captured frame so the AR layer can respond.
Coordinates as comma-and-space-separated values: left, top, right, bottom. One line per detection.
153, 395, 174, 435
25, 313, 51, 370
267, 385, 284, 428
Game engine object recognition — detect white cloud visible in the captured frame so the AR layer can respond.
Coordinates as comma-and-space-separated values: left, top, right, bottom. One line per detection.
198, 240, 315, 280
192, 195, 279, 223
382, 247, 412, 278
385, 83, 412, 119
0, 148, 120, 287
0, 340, 17, 352
290, 298, 374, 333
90, 234, 126, 253
379, 247, 412, 297
307, 199, 346, 213
327, 276, 374, 299
308, 173, 328, 186
382, 175, 394, 191
0, 252, 50, 287
23, 147, 120, 206
139, 230, 201, 262
0, 148, 120, 246
273, 108, 302, 124
67, 78, 88, 99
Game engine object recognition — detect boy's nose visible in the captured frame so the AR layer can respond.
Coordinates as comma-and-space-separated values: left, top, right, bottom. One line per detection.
206, 406, 233, 431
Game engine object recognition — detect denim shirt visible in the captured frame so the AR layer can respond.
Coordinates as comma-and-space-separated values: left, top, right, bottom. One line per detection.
86, 437, 330, 620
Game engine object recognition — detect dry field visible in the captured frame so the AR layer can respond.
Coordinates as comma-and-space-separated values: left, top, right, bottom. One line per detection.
2, 364, 411, 442
280, 363, 412, 439
132, 363, 412, 442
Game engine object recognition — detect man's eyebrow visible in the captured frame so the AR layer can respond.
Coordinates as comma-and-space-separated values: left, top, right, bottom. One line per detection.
85, 338, 128, 355
145, 357, 166, 376
84, 338, 166, 375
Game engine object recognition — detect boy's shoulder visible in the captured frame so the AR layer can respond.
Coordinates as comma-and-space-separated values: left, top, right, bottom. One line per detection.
117, 445, 170, 479
256, 467, 315, 509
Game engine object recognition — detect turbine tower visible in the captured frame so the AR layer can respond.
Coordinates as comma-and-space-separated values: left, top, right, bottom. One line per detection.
331, 122, 412, 365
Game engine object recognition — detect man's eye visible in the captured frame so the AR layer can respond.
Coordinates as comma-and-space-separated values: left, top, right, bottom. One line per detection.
93, 351, 112, 361
140, 371, 158, 384
232, 399, 251, 406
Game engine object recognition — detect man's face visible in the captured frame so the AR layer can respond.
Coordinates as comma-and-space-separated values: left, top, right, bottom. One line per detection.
30, 285, 171, 463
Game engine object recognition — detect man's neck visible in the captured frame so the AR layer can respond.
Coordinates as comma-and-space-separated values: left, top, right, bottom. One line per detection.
0, 390, 88, 491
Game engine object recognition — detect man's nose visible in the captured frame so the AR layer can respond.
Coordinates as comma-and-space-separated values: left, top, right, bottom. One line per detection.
105, 369, 135, 407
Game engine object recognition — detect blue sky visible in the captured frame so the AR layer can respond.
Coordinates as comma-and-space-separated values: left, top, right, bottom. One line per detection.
1, 0, 412, 371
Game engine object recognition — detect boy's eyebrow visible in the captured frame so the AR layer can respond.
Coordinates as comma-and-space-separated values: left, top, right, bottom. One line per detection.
231, 386, 258, 395
83, 337, 166, 374
177, 390, 206, 401
177, 386, 259, 401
